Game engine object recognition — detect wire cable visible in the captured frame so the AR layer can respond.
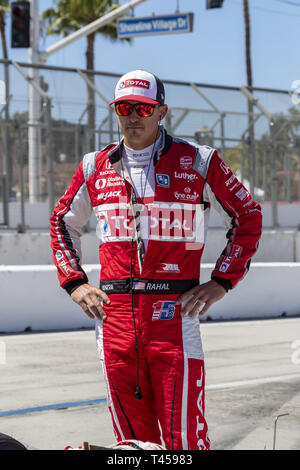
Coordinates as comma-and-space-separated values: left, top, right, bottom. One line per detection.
229, 0, 300, 17
273, 0, 300, 7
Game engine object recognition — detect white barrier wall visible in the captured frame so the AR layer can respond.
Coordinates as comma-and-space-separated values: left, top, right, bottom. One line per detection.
0, 263, 299, 333
1, 229, 300, 264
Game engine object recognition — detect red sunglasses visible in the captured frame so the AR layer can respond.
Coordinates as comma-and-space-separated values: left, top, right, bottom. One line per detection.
115, 102, 157, 117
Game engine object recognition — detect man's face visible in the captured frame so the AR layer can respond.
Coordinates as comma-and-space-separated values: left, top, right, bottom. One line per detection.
115, 101, 168, 150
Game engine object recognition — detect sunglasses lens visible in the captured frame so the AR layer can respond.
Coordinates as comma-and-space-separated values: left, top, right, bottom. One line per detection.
115, 103, 133, 116
115, 102, 156, 117
136, 104, 155, 117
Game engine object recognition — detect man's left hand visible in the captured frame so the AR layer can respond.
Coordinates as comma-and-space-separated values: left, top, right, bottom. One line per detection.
175, 280, 226, 317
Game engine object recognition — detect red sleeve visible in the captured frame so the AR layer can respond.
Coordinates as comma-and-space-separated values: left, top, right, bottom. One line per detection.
49, 161, 92, 291
203, 151, 262, 288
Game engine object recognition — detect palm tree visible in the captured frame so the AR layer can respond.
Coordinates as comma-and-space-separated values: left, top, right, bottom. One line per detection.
0, 0, 9, 61
42, 0, 126, 151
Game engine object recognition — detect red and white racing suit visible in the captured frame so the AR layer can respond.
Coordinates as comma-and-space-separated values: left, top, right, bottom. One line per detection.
50, 128, 262, 450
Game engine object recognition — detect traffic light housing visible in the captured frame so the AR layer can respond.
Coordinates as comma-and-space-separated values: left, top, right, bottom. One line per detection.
11, 1, 30, 48
206, 0, 224, 9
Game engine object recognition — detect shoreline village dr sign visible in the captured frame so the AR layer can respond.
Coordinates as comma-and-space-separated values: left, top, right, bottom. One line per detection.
117, 13, 194, 38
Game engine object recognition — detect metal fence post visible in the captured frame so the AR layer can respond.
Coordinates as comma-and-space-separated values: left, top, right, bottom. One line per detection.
15, 119, 26, 233
220, 113, 225, 160
248, 100, 256, 197
270, 124, 279, 228
263, 148, 267, 200
109, 107, 114, 143
0, 99, 12, 227
286, 146, 292, 203
298, 155, 300, 203
241, 138, 246, 183
44, 98, 55, 215
0, 174, 9, 227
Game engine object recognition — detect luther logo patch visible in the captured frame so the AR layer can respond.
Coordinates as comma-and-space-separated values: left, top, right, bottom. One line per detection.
152, 301, 176, 320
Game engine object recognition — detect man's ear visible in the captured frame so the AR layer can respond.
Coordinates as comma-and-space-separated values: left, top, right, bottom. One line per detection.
159, 105, 168, 121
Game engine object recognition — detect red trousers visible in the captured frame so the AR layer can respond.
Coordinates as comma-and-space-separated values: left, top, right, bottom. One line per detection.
95, 293, 210, 450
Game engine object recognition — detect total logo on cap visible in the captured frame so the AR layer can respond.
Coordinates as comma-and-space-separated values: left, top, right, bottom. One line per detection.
109, 69, 165, 106
119, 79, 150, 90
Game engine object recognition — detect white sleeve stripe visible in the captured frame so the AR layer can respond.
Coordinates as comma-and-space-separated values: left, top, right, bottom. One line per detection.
82, 152, 97, 182
203, 182, 233, 229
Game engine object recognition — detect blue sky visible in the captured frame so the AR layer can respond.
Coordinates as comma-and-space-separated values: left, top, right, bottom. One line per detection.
4, 0, 300, 91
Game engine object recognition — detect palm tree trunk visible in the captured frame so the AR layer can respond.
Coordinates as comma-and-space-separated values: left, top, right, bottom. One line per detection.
243, 0, 252, 88
86, 32, 96, 151
243, 0, 255, 195
0, 17, 8, 59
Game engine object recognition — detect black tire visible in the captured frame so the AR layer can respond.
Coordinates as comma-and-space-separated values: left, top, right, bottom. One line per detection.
0, 433, 28, 450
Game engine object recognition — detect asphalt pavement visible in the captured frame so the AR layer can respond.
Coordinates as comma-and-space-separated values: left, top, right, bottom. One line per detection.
1, 317, 300, 451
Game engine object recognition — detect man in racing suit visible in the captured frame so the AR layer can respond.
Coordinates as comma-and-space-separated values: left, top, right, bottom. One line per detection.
50, 70, 262, 450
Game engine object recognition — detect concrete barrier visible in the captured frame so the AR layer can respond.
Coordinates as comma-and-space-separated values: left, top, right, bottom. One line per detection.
0, 265, 97, 333
1, 229, 300, 264
0, 263, 299, 333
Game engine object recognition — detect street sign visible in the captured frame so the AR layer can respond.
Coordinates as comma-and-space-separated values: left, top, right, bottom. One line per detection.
117, 13, 194, 38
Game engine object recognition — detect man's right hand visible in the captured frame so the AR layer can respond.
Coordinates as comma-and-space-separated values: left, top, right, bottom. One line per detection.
70, 283, 110, 320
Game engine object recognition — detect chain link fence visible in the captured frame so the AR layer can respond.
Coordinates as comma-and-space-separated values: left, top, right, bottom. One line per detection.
0, 59, 300, 229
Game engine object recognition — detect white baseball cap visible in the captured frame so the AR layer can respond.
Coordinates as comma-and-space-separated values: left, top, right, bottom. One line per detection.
109, 69, 165, 106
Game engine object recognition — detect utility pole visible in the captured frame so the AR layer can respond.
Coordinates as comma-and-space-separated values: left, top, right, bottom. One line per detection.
0, 4, 11, 217
28, 0, 42, 202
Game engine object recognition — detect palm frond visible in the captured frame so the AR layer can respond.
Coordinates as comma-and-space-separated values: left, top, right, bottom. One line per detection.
42, 0, 122, 37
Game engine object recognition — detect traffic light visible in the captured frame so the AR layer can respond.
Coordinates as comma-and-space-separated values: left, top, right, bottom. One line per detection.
206, 0, 224, 9
11, 1, 30, 48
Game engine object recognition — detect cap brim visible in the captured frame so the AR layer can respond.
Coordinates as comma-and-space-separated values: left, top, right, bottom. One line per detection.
109, 95, 160, 106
